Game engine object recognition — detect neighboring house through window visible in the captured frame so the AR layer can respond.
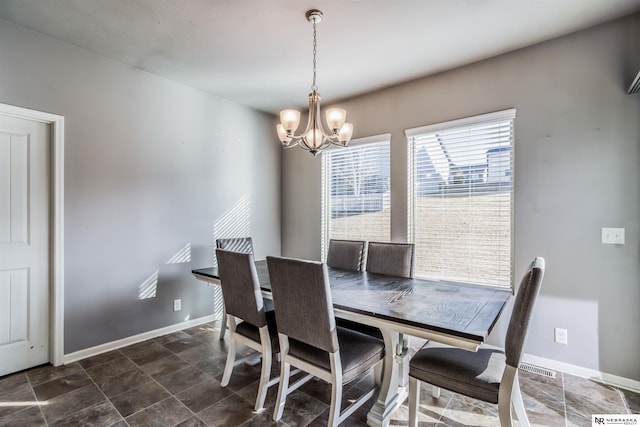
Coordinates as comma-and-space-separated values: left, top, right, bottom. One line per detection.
321, 134, 391, 259
406, 109, 515, 288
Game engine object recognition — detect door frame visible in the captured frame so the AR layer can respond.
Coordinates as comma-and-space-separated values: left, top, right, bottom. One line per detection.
0, 102, 65, 366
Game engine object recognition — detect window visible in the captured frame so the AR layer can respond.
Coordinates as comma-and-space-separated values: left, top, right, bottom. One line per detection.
321, 135, 391, 259
406, 109, 515, 288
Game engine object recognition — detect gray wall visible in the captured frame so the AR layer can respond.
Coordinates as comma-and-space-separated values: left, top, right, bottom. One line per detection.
282, 14, 640, 381
0, 20, 281, 354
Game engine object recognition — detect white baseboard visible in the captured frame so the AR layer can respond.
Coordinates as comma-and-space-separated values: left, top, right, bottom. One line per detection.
62, 314, 220, 365
62, 319, 640, 395
522, 353, 640, 393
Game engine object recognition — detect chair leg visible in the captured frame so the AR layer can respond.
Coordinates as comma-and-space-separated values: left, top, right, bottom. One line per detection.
328, 378, 342, 427
221, 332, 236, 386
432, 385, 440, 398
255, 327, 272, 412
408, 377, 420, 427
254, 351, 271, 411
273, 361, 290, 421
274, 335, 290, 422
219, 302, 227, 340
328, 352, 343, 427
511, 370, 530, 427
498, 365, 517, 427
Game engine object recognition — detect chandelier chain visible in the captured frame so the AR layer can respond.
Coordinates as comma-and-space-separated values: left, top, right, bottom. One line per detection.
311, 21, 318, 92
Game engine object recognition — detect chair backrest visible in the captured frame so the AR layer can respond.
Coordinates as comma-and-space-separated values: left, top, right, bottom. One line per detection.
326, 239, 366, 271
365, 242, 415, 278
216, 249, 267, 328
505, 257, 545, 368
266, 256, 339, 353
216, 237, 254, 254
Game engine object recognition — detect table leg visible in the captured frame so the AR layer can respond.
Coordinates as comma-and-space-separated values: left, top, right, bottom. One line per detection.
367, 330, 410, 427
397, 333, 410, 389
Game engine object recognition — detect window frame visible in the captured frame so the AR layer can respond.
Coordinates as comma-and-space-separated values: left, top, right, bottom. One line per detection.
321, 133, 391, 261
405, 109, 515, 289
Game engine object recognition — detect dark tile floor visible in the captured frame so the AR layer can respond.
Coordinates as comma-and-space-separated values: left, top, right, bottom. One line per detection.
1, 321, 638, 426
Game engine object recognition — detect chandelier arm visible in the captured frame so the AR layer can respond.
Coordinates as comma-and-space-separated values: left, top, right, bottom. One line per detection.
294, 120, 333, 140
287, 130, 334, 140
313, 109, 335, 137
299, 115, 314, 139
289, 91, 330, 144
282, 140, 301, 149
300, 137, 331, 154
283, 135, 315, 153
286, 133, 338, 154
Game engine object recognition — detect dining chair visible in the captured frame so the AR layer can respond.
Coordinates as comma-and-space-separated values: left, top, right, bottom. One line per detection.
326, 239, 366, 271
329, 240, 384, 341
266, 255, 385, 427
216, 248, 279, 412
216, 237, 254, 254
215, 237, 255, 340
407, 257, 546, 427
365, 241, 415, 278
362, 241, 415, 381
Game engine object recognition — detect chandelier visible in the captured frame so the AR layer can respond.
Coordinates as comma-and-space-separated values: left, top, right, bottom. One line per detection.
276, 9, 353, 156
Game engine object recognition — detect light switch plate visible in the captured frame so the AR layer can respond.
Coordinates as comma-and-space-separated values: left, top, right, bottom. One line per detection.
554, 328, 568, 345
602, 227, 625, 245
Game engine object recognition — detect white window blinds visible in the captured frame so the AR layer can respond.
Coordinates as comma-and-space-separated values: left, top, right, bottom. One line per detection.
321, 135, 391, 259
406, 109, 515, 288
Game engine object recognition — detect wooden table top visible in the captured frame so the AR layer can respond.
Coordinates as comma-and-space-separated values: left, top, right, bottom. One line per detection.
192, 260, 511, 343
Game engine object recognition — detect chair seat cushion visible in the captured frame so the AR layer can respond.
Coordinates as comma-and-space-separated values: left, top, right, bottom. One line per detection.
409, 342, 505, 404
235, 310, 279, 353
289, 326, 385, 384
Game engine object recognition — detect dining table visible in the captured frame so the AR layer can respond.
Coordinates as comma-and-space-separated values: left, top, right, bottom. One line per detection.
192, 260, 511, 427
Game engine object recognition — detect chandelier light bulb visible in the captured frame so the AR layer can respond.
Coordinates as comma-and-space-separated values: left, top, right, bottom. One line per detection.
280, 110, 300, 133
338, 123, 354, 144
326, 108, 346, 133
304, 128, 323, 150
276, 124, 290, 143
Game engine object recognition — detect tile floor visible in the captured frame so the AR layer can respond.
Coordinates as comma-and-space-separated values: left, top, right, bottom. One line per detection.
0, 321, 638, 426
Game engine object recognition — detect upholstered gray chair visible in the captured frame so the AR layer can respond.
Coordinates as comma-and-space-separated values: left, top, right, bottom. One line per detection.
216, 237, 254, 255
215, 237, 254, 340
330, 240, 384, 341
326, 239, 366, 271
407, 257, 545, 427
216, 249, 278, 412
266, 256, 385, 426
365, 241, 415, 278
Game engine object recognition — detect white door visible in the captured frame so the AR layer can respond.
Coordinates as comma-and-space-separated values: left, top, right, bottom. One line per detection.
0, 114, 50, 376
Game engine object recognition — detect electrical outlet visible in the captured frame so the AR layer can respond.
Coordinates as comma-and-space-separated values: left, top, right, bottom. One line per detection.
173, 299, 181, 312
554, 327, 568, 345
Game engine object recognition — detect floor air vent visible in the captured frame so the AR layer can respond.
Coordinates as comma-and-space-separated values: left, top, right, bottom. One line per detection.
519, 362, 557, 379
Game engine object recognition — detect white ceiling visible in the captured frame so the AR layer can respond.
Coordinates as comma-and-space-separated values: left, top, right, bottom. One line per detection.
1, 0, 639, 114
